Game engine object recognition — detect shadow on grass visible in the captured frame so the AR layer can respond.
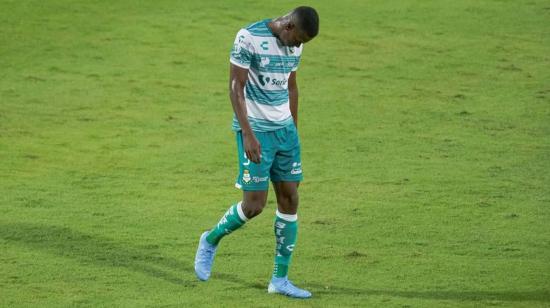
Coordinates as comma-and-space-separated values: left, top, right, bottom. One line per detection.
309, 283, 550, 302
0, 221, 261, 290
1, 222, 548, 303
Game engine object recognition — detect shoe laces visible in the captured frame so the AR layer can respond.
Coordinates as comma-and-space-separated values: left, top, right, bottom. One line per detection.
281, 279, 297, 290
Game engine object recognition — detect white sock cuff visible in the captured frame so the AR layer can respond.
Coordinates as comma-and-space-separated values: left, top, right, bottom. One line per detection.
236, 201, 249, 222
276, 210, 298, 222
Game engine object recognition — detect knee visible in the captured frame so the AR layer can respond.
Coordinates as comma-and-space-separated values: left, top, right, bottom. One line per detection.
289, 192, 299, 207
242, 199, 266, 218
278, 192, 299, 210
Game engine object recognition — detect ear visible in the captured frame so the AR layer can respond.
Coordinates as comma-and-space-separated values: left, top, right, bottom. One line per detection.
284, 22, 295, 31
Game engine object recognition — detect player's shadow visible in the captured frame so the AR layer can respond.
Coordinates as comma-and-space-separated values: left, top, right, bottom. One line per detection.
0, 221, 262, 289
1, 222, 548, 303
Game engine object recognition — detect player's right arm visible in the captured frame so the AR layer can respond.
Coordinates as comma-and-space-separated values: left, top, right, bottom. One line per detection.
229, 64, 261, 163
229, 29, 261, 164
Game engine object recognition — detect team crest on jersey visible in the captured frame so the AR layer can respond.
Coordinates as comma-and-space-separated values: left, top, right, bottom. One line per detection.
243, 170, 251, 183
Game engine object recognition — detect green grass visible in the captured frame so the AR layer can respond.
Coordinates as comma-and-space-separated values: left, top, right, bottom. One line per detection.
1, 0, 549, 307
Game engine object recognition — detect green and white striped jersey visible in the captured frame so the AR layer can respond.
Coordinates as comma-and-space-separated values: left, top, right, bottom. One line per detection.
230, 19, 302, 132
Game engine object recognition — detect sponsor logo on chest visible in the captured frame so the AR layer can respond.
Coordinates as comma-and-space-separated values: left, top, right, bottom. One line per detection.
259, 74, 287, 87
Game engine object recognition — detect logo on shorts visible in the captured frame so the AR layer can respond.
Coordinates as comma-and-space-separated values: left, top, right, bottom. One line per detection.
291, 162, 302, 175
243, 170, 251, 183
252, 176, 268, 183
243, 153, 250, 166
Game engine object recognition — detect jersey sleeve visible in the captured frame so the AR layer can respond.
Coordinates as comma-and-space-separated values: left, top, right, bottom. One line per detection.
230, 29, 254, 69
291, 57, 301, 71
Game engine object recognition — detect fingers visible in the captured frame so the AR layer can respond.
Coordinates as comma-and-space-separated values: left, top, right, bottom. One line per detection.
253, 145, 261, 163
245, 150, 253, 163
246, 146, 261, 164
243, 134, 262, 164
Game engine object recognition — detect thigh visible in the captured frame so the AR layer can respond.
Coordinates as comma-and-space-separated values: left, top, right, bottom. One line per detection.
235, 131, 275, 191
270, 126, 303, 183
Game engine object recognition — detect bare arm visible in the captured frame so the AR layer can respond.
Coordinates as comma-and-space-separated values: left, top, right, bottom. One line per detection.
288, 71, 299, 129
229, 63, 261, 163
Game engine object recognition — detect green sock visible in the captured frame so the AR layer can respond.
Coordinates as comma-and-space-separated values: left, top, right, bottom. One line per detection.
273, 211, 298, 278
206, 202, 247, 245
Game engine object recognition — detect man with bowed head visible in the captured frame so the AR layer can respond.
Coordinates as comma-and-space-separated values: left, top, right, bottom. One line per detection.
195, 6, 319, 299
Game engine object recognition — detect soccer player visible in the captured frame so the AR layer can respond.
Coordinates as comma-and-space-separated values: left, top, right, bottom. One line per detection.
194, 6, 319, 299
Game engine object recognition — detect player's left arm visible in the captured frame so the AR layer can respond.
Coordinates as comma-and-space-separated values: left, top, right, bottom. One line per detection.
288, 71, 298, 129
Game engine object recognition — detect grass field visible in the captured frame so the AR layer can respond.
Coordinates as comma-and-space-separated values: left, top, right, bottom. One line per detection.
1, 0, 549, 307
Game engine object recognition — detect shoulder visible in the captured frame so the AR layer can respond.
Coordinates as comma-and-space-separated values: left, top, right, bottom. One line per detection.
244, 19, 273, 37
234, 28, 252, 40
233, 28, 256, 53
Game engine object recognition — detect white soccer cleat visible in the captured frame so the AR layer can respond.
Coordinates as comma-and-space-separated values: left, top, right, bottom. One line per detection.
194, 231, 218, 281
268, 276, 312, 298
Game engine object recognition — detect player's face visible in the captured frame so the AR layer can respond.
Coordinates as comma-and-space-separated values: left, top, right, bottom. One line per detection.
279, 25, 312, 48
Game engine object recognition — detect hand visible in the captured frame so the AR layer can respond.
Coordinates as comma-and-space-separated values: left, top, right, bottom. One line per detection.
243, 131, 261, 164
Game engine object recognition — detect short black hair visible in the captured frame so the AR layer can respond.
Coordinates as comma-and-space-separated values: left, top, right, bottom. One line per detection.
293, 6, 319, 38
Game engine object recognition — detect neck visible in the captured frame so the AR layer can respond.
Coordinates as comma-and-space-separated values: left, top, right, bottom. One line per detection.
268, 17, 286, 37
